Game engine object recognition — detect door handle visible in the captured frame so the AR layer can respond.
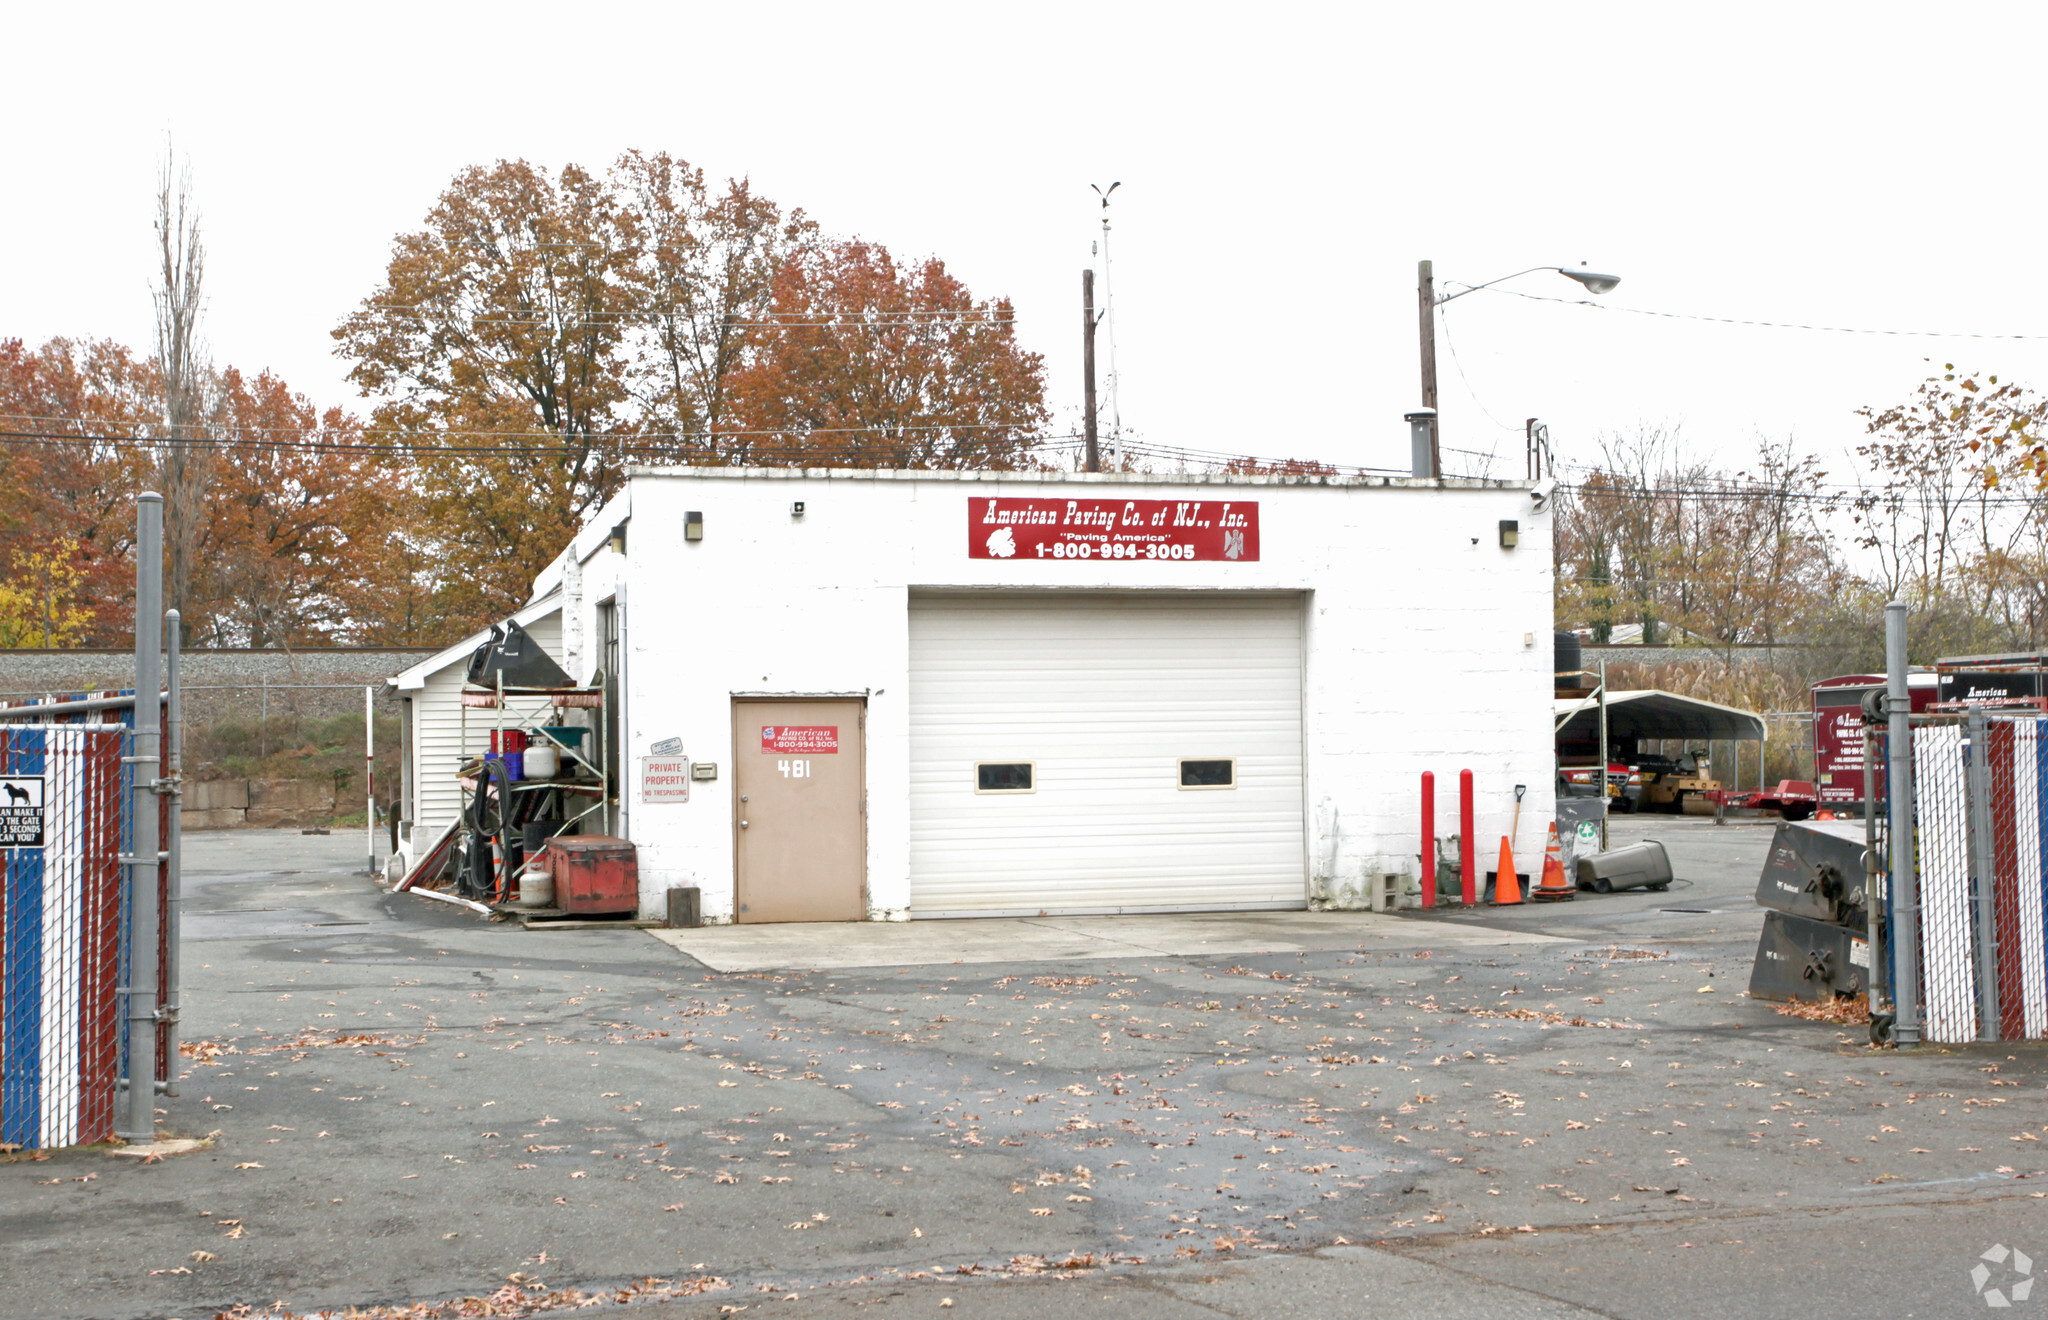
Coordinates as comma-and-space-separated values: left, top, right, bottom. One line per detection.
739, 820, 749, 829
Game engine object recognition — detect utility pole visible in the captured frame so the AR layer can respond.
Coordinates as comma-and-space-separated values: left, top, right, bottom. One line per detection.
1417, 260, 1440, 478
1083, 269, 1099, 473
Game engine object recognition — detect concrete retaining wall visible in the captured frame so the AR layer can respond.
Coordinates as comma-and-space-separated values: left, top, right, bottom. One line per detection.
0, 648, 438, 722
185, 777, 340, 830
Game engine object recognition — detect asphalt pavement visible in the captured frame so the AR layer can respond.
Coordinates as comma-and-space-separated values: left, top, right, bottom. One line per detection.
4, 816, 2044, 1320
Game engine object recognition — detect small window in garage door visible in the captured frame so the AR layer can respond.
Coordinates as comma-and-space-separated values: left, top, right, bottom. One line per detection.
1178, 758, 1235, 789
976, 762, 1035, 793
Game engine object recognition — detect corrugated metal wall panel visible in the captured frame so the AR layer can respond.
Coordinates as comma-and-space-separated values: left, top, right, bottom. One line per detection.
410, 611, 563, 848
908, 592, 1305, 915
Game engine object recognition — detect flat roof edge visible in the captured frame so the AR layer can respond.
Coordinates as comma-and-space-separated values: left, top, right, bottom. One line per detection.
622, 465, 1529, 491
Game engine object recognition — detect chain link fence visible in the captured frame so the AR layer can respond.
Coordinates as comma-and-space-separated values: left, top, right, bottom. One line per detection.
0, 725, 126, 1148
2008, 719, 2048, 1039
1908, 721, 1976, 1042
1982, 718, 2045, 1040
1879, 712, 2048, 1045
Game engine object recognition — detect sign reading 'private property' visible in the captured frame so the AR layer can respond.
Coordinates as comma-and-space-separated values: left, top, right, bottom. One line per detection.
641, 756, 691, 803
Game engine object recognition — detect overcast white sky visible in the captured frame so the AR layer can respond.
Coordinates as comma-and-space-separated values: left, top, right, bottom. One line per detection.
12, 2, 2048, 482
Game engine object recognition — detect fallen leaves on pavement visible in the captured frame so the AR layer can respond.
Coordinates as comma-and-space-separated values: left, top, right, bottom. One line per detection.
210, 1273, 728, 1318
1771, 996, 1872, 1024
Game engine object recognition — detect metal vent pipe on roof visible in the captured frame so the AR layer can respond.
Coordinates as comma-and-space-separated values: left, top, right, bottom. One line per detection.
1404, 410, 1436, 479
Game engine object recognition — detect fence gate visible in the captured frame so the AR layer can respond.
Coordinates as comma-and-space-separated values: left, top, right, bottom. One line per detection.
0, 726, 125, 1148
1886, 713, 2048, 1045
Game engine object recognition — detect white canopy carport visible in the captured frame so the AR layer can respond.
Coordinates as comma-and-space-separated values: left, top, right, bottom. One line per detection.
1554, 689, 1766, 744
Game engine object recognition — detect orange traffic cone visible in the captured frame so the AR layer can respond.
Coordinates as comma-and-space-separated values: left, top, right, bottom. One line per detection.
1493, 836, 1523, 905
1533, 821, 1576, 902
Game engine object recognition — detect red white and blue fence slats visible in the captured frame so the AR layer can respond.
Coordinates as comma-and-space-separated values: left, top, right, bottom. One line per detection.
1985, 719, 2044, 1040
0, 726, 124, 1149
1911, 723, 1977, 1044
2011, 719, 2048, 1039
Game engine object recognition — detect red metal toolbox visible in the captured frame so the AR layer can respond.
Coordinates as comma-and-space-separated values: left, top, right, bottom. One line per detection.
542, 836, 639, 915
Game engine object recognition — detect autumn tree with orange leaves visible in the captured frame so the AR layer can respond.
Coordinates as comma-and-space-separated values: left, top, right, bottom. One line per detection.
723, 240, 1047, 468
332, 159, 641, 626
193, 368, 406, 646
331, 159, 1044, 623
0, 337, 157, 641
332, 153, 825, 621
0, 337, 419, 647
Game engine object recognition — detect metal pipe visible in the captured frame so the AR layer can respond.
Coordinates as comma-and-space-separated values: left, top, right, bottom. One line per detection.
1965, 708, 2001, 1040
122, 493, 163, 1142
366, 685, 376, 875
1885, 600, 1920, 1046
162, 610, 182, 1099
0, 693, 159, 720
1598, 658, 1611, 850
1863, 723, 1885, 1023
1420, 771, 1436, 908
0, 683, 407, 701
1459, 769, 1476, 905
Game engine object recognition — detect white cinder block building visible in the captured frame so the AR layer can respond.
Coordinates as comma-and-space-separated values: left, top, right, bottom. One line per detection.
400, 467, 1556, 923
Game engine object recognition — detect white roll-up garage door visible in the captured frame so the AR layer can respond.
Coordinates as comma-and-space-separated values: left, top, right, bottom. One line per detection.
908, 591, 1306, 916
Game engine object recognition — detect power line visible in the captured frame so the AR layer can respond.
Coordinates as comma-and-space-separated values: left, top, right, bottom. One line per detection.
0, 414, 1414, 477
350, 304, 1017, 328
1484, 285, 2048, 342
1562, 574, 1863, 589
0, 413, 1055, 441
1435, 303, 1525, 437
9, 420, 2042, 500
1556, 480, 2048, 506
0, 428, 1079, 461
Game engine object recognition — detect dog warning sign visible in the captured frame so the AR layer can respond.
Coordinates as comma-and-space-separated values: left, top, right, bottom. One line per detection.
0, 776, 44, 848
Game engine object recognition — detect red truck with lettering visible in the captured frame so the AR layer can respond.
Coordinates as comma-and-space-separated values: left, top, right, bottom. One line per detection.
1810, 672, 1935, 812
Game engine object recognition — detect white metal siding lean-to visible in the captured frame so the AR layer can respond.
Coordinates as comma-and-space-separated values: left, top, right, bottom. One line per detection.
908, 591, 1306, 916
410, 609, 563, 852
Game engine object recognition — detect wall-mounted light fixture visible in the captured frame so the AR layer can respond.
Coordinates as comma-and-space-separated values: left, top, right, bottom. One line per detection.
1499, 519, 1520, 549
685, 511, 704, 542
791, 501, 806, 519
608, 522, 627, 556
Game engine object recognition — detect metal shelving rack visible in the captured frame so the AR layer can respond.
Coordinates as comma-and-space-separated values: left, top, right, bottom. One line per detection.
457, 670, 608, 902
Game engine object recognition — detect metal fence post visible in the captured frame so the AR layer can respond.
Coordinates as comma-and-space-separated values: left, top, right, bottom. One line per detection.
121, 494, 163, 1142
1885, 601, 1921, 1046
365, 685, 376, 875
1864, 725, 1886, 1019
162, 610, 182, 1098
1965, 708, 2002, 1040
1597, 659, 1610, 851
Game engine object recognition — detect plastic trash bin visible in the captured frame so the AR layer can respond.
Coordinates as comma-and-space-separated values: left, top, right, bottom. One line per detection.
1575, 839, 1673, 893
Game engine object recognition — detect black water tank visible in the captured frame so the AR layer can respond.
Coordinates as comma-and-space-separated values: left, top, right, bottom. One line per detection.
1554, 631, 1583, 686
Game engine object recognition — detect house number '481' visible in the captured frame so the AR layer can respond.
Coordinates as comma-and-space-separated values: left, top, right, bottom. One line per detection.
777, 760, 810, 778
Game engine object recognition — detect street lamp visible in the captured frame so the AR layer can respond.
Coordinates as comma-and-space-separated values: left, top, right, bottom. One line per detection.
1415, 261, 1621, 478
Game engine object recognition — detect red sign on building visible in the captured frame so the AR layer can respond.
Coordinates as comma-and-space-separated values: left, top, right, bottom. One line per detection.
760, 725, 839, 754
968, 497, 1260, 563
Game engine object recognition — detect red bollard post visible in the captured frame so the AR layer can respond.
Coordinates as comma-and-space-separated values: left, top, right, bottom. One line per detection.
1459, 769, 1477, 905
1420, 771, 1436, 908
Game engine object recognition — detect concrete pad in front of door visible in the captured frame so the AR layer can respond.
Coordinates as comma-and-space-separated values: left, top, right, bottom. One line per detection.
644, 909, 1565, 972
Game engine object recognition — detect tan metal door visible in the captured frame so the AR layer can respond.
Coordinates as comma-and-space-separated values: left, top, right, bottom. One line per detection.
733, 699, 866, 923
